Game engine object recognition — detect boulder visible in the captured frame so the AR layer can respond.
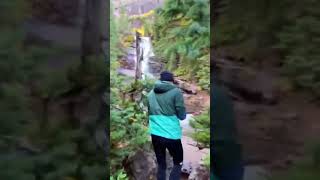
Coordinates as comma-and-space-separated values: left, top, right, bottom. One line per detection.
188, 164, 210, 180
125, 150, 157, 180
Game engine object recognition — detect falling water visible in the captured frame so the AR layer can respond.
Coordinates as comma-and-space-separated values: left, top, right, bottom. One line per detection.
139, 37, 155, 80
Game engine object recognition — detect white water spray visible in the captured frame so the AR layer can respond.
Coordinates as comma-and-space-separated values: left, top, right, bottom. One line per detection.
139, 37, 155, 80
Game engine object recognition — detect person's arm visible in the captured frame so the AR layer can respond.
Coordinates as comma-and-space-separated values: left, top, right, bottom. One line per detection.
175, 89, 186, 120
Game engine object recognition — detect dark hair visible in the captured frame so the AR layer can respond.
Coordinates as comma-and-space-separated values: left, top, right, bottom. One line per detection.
160, 71, 174, 82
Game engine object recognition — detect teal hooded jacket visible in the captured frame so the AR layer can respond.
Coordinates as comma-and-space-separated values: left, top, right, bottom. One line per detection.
147, 80, 186, 139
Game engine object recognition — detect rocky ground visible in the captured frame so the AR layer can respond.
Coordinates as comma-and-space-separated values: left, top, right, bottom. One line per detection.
215, 55, 320, 179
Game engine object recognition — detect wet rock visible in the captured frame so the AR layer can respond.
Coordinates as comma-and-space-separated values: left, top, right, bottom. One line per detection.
149, 58, 163, 74
183, 94, 192, 99
188, 164, 210, 180
125, 150, 157, 180
181, 161, 193, 174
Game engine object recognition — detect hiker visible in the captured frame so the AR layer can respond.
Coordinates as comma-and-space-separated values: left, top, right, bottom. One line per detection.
211, 83, 244, 180
147, 71, 186, 180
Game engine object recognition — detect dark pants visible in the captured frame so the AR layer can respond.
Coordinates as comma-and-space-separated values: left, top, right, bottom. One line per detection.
214, 161, 244, 180
151, 134, 183, 180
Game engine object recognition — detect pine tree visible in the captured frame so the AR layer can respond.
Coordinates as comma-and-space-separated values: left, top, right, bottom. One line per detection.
277, 0, 320, 96
154, 0, 210, 89
110, 2, 151, 177
0, 1, 107, 179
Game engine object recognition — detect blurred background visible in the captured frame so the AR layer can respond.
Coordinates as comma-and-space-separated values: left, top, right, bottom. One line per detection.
0, 0, 108, 179
212, 0, 320, 179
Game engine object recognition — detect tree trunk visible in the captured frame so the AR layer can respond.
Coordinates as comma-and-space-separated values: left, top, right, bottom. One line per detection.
135, 31, 141, 81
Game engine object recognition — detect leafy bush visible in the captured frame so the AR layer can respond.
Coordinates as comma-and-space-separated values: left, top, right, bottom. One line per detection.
189, 109, 210, 148
110, 169, 128, 180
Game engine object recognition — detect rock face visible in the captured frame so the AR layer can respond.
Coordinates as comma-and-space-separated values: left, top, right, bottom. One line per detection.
215, 58, 279, 105
148, 58, 164, 76
214, 54, 305, 169
125, 150, 157, 180
188, 164, 210, 180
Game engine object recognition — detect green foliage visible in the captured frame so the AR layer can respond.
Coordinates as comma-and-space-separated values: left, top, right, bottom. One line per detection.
203, 154, 210, 168
0, 0, 29, 26
117, 7, 131, 35
311, 143, 320, 168
276, 0, 320, 96
189, 109, 210, 148
195, 54, 210, 90
110, 169, 128, 180
271, 142, 320, 180
0, 1, 107, 179
140, 17, 155, 37
110, 2, 151, 176
154, 0, 210, 89
0, 83, 30, 135
110, 3, 121, 63
110, 77, 151, 174
0, 128, 106, 180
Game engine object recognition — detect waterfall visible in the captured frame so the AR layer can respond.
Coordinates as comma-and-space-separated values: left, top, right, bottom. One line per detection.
139, 37, 155, 80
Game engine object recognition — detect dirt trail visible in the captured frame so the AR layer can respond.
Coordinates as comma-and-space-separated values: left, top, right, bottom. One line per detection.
179, 87, 210, 179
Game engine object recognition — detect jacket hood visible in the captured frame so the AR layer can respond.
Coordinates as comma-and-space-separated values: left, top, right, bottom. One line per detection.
153, 80, 176, 93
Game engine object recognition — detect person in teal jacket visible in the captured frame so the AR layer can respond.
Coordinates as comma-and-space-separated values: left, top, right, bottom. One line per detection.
147, 71, 186, 180
211, 82, 244, 180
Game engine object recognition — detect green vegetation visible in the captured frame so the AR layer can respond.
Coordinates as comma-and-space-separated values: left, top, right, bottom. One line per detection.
0, 0, 106, 179
190, 109, 210, 168
110, 3, 154, 178
190, 109, 210, 148
153, 0, 210, 90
